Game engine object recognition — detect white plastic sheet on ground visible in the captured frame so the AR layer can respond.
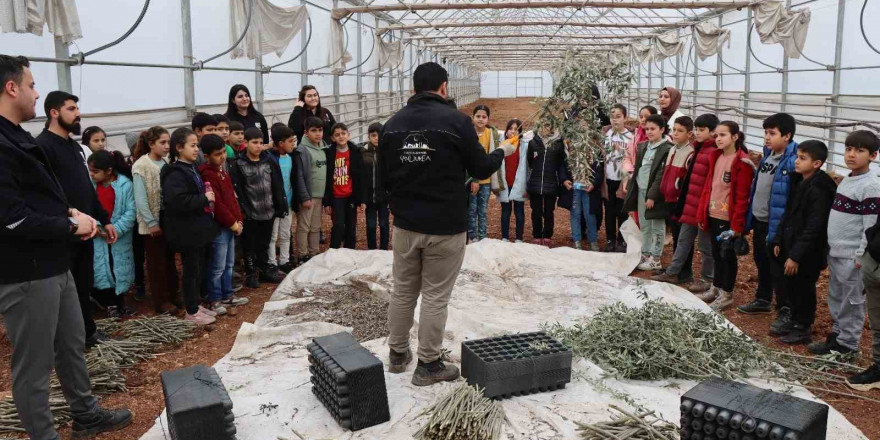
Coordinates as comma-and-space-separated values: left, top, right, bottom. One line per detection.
140, 220, 866, 440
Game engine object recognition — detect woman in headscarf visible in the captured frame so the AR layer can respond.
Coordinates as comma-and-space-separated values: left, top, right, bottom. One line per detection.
658, 86, 685, 132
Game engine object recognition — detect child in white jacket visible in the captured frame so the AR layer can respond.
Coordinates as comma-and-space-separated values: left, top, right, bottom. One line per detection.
497, 119, 530, 242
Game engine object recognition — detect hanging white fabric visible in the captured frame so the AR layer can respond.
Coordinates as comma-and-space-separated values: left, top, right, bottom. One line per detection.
752, 1, 811, 59
377, 37, 402, 69
328, 19, 352, 74
631, 43, 653, 63
693, 21, 731, 60
229, 0, 309, 60
653, 31, 684, 62
0, 0, 81, 44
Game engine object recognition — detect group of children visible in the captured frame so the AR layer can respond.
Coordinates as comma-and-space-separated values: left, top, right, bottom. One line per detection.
82, 107, 390, 327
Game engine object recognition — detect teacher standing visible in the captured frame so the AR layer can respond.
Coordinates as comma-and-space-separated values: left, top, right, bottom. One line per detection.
225, 84, 269, 144
0, 54, 132, 440
379, 62, 515, 386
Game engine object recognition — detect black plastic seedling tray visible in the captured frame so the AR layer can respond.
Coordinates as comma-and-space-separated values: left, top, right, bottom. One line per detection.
307, 332, 390, 431
161, 364, 236, 440
461, 331, 572, 399
680, 378, 828, 440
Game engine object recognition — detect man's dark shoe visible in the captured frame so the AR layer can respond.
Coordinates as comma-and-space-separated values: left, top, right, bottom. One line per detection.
737, 299, 773, 315
808, 338, 857, 356
412, 359, 460, 386
603, 240, 616, 252
85, 332, 110, 349
259, 266, 285, 283
807, 332, 840, 355
768, 307, 793, 336
847, 364, 880, 392
71, 408, 133, 438
779, 324, 812, 345
388, 349, 413, 374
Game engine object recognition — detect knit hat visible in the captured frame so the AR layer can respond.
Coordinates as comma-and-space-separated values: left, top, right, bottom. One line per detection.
125, 131, 140, 155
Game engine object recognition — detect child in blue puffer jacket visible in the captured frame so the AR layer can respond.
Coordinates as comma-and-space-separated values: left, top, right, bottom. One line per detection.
89, 150, 137, 319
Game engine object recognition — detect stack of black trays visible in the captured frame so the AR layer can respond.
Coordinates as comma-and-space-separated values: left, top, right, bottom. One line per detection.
680, 378, 828, 440
160, 364, 236, 440
307, 332, 390, 431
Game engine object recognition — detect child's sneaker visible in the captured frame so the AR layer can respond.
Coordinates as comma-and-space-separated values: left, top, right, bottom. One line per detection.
278, 262, 295, 273
573, 241, 582, 250
589, 242, 600, 252
221, 295, 249, 306
637, 256, 660, 271
107, 306, 121, 320
515, 239, 523, 244
198, 305, 218, 317
847, 364, 880, 391
205, 302, 227, 316
184, 310, 216, 326
542, 238, 552, 247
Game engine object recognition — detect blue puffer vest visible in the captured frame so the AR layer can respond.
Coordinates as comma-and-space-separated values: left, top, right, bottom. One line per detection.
746, 141, 798, 241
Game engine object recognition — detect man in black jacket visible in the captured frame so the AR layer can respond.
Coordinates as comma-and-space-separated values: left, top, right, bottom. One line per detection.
36, 90, 114, 347
379, 62, 515, 386
0, 55, 132, 440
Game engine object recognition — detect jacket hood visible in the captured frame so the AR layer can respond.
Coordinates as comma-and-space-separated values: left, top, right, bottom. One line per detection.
695, 138, 717, 150
763, 140, 798, 158
300, 136, 324, 151
808, 169, 837, 193
197, 162, 223, 176
161, 160, 196, 177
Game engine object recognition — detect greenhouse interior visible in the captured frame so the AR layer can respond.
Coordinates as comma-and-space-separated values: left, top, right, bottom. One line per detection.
2, 0, 880, 439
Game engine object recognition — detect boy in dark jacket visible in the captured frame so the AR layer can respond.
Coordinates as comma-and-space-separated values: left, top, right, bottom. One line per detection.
229, 127, 288, 287
198, 135, 248, 315
361, 122, 390, 250
771, 140, 835, 345
324, 123, 365, 249
526, 122, 572, 246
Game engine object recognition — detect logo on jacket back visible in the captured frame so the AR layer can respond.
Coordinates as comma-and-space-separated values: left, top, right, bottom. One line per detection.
399, 133, 434, 163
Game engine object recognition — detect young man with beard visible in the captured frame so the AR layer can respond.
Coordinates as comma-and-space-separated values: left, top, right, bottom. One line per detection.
36, 91, 115, 347
0, 55, 132, 440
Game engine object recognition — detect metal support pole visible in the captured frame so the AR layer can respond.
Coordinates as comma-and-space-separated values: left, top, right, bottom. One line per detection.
693, 40, 699, 112
828, 0, 846, 169
53, 38, 72, 93
674, 28, 681, 90
781, 0, 791, 112
356, 12, 364, 121
180, 0, 196, 117
715, 16, 722, 115
332, 0, 340, 105
255, 43, 264, 113
647, 58, 652, 104
300, 0, 309, 87
743, 8, 752, 131
375, 16, 381, 116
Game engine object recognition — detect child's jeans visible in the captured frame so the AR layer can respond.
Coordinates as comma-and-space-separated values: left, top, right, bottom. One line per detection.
270, 207, 294, 265
468, 184, 491, 240
571, 189, 598, 243
859, 252, 880, 364
500, 201, 525, 241
828, 254, 866, 351
637, 189, 665, 258
709, 218, 737, 292
208, 228, 235, 302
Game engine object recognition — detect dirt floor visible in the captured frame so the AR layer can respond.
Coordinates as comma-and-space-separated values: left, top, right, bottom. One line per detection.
0, 97, 876, 439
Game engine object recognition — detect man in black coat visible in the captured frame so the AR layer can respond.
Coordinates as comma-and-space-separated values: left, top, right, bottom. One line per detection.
36, 90, 114, 347
0, 55, 132, 440
379, 62, 516, 386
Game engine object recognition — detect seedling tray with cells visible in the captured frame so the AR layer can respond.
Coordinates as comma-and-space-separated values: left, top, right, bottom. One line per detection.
461, 331, 572, 399
307, 332, 390, 431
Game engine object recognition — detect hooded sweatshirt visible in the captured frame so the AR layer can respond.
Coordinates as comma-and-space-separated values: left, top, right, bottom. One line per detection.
301, 136, 328, 200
